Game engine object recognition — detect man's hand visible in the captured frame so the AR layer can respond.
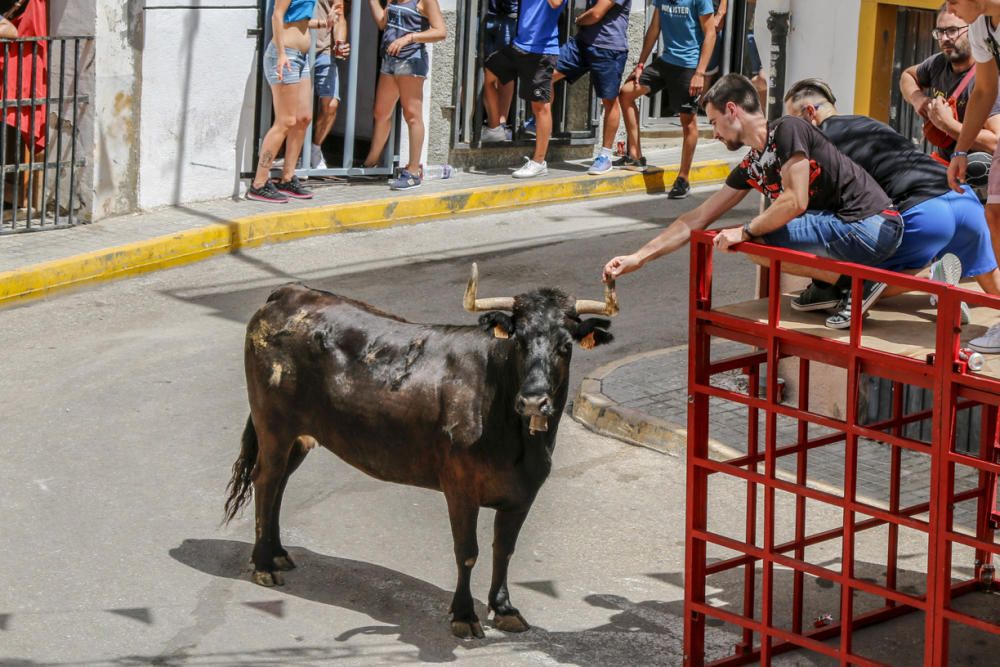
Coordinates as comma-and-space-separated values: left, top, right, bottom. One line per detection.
948, 154, 968, 193
335, 41, 351, 59
712, 227, 746, 252
625, 63, 644, 84
603, 254, 641, 283
690, 72, 706, 97
927, 97, 954, 129
916, 96, 932, 119
276, 51, 291, 81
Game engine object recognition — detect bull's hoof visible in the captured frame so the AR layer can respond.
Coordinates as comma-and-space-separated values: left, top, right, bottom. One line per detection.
493, 612, 530, 633
273, 555, 296, 571
450, 620, 485, 639
252, 570, 284, 587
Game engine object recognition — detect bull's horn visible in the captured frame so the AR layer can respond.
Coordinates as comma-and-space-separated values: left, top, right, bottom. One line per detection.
464, 263, 515, 312
574, 281, 620, 316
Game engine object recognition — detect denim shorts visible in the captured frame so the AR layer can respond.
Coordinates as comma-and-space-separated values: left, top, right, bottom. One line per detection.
762, 209, 905, 267
555, 39, 628, 101
263, 42, 310, 86
484, 15, 517, 57
314, 52, 340, 100
381, 49, 429, 78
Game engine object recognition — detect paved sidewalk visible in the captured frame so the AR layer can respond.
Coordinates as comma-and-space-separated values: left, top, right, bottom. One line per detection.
0, 142, 736, 306
572, 340, 983, 530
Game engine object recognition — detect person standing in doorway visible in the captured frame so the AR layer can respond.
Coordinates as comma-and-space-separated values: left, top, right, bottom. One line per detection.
552, 0, 632, 175
248, 0, 320, 204
481, 0, 520, 142
616, 0, 716, 198
484, 0, 566, 178
362, 0, 447, 190
309, 0, 351, 170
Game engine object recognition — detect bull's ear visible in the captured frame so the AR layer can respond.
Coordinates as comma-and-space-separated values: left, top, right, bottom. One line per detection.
478, 312, 515, 339
574, 318, 614, 350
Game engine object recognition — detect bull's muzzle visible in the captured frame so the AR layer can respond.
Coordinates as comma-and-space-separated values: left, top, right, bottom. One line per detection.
516, 394, 553, 434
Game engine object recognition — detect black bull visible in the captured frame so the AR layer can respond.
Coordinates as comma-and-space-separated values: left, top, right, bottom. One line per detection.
224, 266, 618, 638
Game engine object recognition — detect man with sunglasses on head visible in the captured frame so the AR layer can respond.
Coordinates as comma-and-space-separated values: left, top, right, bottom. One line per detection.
784, 79, 1000, 350
902, 4, 1000, 197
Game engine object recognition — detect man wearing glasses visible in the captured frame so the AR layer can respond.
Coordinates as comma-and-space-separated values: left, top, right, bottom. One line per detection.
900, 4, 1000, 196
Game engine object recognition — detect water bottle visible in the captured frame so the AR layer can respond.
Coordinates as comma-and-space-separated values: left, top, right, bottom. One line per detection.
421, 164, 454, 180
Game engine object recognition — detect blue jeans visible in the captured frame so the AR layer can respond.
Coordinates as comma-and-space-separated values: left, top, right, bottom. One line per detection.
555, 39, 628, 101
762, 210, 904, 267
313, 53, 341, 100
381, 49, 429, 77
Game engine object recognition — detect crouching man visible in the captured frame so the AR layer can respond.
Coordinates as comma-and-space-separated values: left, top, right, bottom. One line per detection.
784, 79, 1000, 350
602, 74, 903, 329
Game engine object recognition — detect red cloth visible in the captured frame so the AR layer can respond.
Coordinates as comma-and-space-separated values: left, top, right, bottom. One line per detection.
1, 0, 48, 151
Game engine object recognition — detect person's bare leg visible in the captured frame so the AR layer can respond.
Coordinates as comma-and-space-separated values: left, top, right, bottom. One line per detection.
280, 78, 313, 182
618, 81, 649, 160
314, 96, 339, 146
498, 80, 514, 127
678, 111, 698, 181
397, 75, 425, 174
363, 73, 400, 168
601, 98, 620, 149
531, 100, 552, 163
973, 268, 1000, 296
986, 204, 1000, 265
484, 69, 502, 130
253, 83, 299, 188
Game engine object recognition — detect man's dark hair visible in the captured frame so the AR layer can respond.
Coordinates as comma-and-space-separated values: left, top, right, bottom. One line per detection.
784, 78, 837, 106
702, 74, 762, 114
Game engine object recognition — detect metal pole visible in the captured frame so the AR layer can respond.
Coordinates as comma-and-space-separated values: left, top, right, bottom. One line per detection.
40, 37, 52, 225
342, 0, 361, 169
68, 38, 79, 226
53, 39, 66, 226
26, 41, 38, 227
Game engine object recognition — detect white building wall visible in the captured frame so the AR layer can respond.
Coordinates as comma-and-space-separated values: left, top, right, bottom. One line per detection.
753, 0, 862, 113
138, 1, 258, 210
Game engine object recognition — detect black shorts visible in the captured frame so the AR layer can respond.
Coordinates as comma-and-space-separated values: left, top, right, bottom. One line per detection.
638, 59, 698, 115
485, 44, 557, 103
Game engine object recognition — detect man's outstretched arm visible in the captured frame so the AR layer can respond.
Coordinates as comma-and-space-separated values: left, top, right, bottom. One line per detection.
603, 185, 750, 282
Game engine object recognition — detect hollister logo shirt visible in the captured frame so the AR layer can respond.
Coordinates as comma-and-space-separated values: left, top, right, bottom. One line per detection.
654, 0, 714, 69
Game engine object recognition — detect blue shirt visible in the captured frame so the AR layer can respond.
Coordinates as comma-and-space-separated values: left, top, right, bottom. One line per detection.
577, 0, 631, 52
283, 0, 317, 23
654, 0, 713, 69
514, 0, 564, 55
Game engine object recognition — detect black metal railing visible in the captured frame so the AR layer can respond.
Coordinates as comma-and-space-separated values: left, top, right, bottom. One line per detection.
1, 35, 92, 234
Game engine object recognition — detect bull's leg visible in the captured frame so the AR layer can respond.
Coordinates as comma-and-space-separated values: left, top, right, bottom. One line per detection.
446, 494, 483, 639
269, 437, 311, 572
489, 509, 530, 632
250, 433, 293, 587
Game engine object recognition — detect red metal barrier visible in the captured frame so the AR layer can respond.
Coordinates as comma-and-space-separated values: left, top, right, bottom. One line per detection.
684, 231, 1000, 665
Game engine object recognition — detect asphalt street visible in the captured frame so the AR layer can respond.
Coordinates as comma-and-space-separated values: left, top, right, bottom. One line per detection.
5, 190, 991, 665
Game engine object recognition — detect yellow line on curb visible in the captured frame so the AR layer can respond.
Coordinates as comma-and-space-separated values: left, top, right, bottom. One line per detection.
0, 159, 731, 307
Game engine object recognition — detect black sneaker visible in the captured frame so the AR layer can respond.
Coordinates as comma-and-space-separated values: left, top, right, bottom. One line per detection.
825, 281, 887, 330
246, 180, 288, 204
621, 156, 648, 172
791, 279, 844, 311
667, 176, 691, 199
275, 175, 313, 200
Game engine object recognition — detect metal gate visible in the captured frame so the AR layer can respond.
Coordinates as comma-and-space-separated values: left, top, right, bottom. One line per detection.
450, 0, 598, 149
249, 0, 396, 179
684, 232, 1000, 665
889, 7, 937, 148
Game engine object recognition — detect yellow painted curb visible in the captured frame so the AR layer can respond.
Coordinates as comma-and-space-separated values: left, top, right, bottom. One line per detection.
0, 159, 731, 307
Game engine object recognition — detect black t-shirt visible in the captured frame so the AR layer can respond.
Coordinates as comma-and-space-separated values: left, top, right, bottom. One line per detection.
818, 115, 948, 213
915, 52, 1000, 159
725, 116, 893, 222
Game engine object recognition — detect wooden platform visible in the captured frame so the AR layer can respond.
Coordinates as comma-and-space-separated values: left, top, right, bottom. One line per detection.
716, 290, 1000, 380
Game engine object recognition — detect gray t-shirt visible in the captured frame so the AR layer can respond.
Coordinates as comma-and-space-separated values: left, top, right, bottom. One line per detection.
915, 52, 1000, 158
577, 0, 631, 52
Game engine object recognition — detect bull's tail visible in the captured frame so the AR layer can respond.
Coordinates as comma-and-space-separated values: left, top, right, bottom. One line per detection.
223, 415, 258, 524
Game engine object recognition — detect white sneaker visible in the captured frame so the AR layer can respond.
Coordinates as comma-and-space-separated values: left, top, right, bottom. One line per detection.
512, 157, 547, 179
310, 144, 327, 170
970, 322, 1000, 353
928, 253, 970, 324
482, 125, 508, 143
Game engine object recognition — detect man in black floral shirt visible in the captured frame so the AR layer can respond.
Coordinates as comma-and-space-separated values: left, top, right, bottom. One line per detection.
603, 74, 903, 329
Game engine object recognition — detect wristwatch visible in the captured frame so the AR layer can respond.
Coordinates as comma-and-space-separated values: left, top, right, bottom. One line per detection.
742, 222, 755, 241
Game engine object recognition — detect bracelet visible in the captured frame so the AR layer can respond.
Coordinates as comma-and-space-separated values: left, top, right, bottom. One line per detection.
742, 222, 755, 240
952, 151, 969, 158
